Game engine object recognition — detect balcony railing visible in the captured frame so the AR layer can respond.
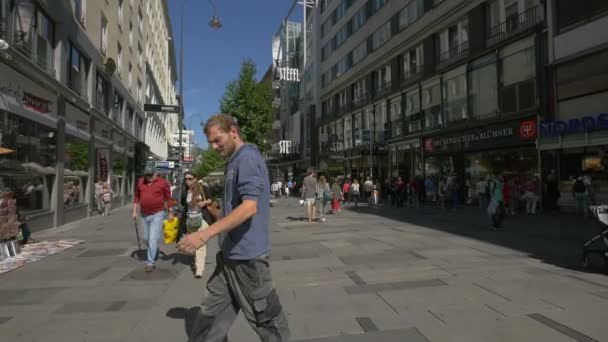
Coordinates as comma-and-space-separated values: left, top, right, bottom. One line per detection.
374, 81, 392, 99
487, 6, 541, 47
438, 41, 469, 68
352, 92, 369, 109
401, 64, 425, 86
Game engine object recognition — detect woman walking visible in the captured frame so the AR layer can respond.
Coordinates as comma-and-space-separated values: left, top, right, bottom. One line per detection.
316, 175, 331, 222
181, 171, 217, 278
350, 179, 361, 207
331, 179, 343, 214
100, 182, 115, 216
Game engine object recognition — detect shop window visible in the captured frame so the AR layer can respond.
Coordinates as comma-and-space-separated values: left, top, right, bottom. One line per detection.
112, 152, 125, 199
469, 61, 499, 119
64, 136, 89, 208
0, 112, 56, 213
443, 71, 468, 123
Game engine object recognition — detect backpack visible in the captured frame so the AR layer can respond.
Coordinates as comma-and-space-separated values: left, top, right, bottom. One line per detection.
323, 185, 331, 201
573, 179, 586, 194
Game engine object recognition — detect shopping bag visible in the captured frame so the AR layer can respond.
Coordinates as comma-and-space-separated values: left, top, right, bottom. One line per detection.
163, 217, 179, 244
487, 199, 498, 216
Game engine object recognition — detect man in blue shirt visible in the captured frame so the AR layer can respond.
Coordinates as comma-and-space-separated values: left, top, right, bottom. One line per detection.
178, 114, 290, 341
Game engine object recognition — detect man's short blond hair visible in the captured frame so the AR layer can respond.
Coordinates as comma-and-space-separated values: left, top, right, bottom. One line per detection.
204, 114, 240, 136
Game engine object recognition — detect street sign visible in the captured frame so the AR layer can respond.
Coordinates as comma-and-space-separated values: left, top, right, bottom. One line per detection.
143, 104, 181, 113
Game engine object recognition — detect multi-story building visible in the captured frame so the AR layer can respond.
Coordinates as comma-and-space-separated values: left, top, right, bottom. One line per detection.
539, 1, 608, 207
266, 21, 307, 182
314, 0, 546, 196
144, 0, 178, 160
0, 0, 177, 231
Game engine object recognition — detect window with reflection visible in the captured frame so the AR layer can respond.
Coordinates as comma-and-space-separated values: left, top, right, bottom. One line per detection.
64, 136, 89, 208
0, 112, 56, 213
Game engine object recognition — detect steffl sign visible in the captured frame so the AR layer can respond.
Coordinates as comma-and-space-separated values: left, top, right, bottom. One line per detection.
277, 67, 300, 82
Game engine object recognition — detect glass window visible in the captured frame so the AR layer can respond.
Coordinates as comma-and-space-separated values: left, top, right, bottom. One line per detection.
421, 82, 441, 129
128, 21, 133, 49
96, 73, 108, 113
502, 46, 535, 86
0, 0, 8, 40
372, 22, 391, 50
390, 97, 402, 137
112, 92, 123, 123
352, 42, 367, 65
128, 63, 132, 90
64, 136, 89, 208
352, 7, 366, 32
68, 43, 89, 97
126, 107, 134, 132
100, 15, 108, 55
118, 0, 123, 27
399, 0, 423, 29
35, 9, 54, 72
372, 0, 387, 13
443, 72, 468, 123
469, 61, 499, 119
13, 0, 35, 54
555, 0, 608, 32
0, 112, 57, 213
438, 18, 469, 62
344, 116, 352, 149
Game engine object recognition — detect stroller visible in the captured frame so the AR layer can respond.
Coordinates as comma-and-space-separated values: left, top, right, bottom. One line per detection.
581, 205, 608, 270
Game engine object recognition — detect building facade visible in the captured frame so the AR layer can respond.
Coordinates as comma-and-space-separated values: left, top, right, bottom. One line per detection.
539, 1, 608, 207
266, 21, 308, 182
0, 0, 177, 231
313, 0, 545, 198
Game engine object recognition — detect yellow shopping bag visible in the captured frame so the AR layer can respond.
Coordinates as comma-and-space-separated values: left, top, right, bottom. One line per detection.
163, 217, 179, 244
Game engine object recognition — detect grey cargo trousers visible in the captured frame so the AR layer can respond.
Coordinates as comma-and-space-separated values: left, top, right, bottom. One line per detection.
188, 252, 290, 342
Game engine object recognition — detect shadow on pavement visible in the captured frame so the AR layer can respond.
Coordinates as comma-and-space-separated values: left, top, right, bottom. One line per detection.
166, 306, 201, 339
337, 201, 608, 275
161, 252, 194, 266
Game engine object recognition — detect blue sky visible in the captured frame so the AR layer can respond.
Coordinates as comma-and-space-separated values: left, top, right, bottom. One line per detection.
168, 0, 302, 147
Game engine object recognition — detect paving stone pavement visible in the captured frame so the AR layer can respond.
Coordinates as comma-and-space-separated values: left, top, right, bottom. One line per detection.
1, 199, 608, 341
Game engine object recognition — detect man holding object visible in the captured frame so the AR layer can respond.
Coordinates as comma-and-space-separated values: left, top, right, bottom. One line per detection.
178, 114, 290, 341
133, 166, 174, 272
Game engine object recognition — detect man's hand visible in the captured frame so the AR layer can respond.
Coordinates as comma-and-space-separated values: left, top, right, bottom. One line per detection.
177, 230, 210, 254
132, 211, 138, 221
197, 199, 213, 209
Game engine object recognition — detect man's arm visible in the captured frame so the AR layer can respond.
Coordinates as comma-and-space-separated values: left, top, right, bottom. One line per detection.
198, 199, 257, 243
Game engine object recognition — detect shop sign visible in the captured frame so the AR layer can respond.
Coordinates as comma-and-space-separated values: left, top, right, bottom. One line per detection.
424, 119, 536, 154
540, 113, 608, 137
0, 63, 56, 116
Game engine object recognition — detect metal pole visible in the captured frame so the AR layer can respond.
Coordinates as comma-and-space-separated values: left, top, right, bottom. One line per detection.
178, 0, 184, 170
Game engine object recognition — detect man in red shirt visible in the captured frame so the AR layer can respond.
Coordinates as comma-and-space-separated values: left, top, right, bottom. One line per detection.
132, 165, 174, 272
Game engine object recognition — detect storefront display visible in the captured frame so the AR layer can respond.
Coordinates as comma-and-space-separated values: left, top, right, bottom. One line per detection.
64, 136, 89, 208
0, 112, 56, 213
423, 117, 538, 202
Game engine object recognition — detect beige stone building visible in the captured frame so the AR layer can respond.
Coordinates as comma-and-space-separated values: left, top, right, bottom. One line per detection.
0, 0, 178, 231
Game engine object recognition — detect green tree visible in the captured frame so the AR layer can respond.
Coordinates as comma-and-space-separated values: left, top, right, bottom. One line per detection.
219, 59, 272, 152
193, 149, 226, 179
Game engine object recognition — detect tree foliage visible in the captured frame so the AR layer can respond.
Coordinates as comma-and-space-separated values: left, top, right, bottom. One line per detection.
193, 149, 226, 179
219, 59, 272, 152
66, 142, 89, 171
